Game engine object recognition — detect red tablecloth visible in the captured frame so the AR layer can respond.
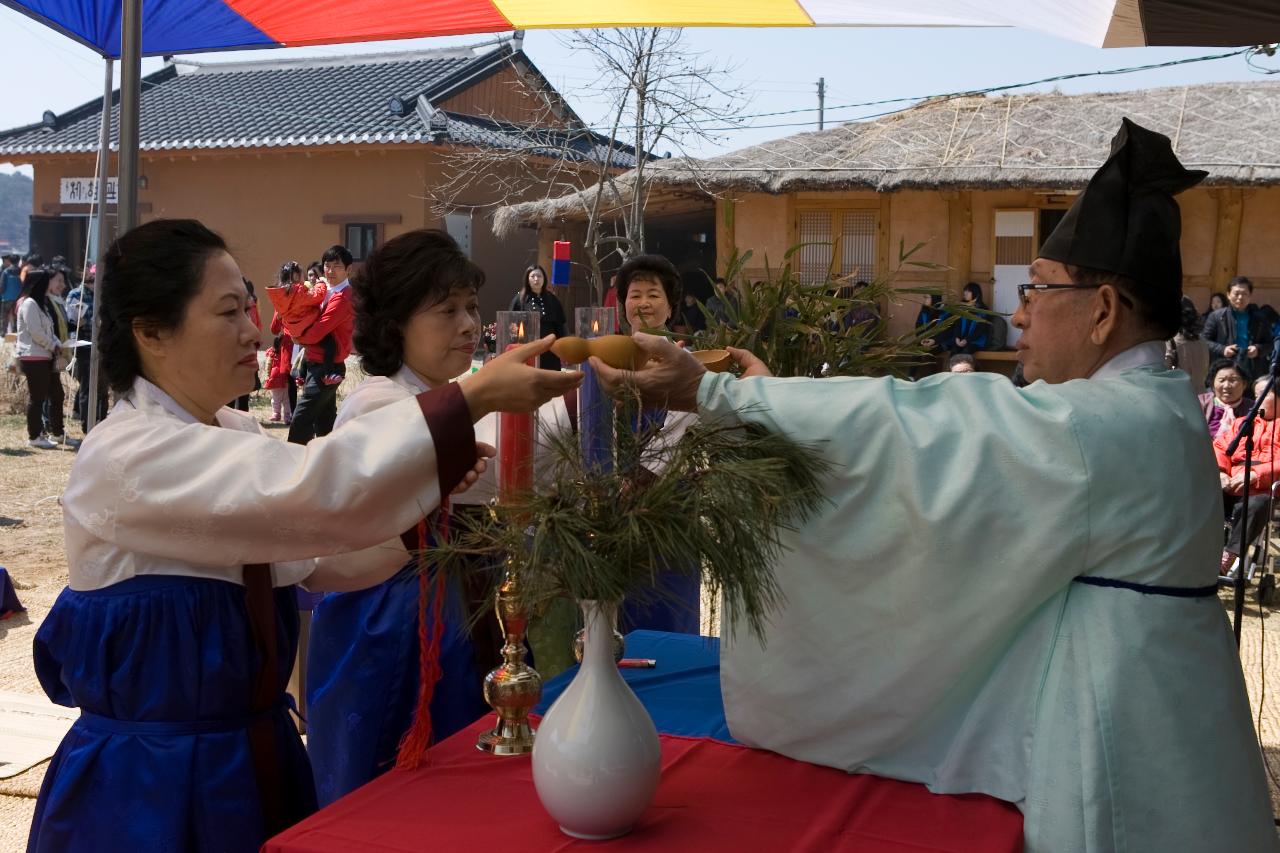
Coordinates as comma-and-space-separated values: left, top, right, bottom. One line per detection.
266, 718, 1023, 853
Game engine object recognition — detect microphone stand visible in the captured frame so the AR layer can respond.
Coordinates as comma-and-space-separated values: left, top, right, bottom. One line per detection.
1225, 338, 1280, 647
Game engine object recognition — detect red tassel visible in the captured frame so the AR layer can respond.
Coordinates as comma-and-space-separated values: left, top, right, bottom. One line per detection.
395, 500, 451, 771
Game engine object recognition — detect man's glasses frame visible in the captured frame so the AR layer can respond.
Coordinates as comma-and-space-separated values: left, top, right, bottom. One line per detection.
1016, 283, 1132, 308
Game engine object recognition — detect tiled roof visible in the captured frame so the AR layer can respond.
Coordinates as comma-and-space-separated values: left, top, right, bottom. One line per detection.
0, 42, 632, 165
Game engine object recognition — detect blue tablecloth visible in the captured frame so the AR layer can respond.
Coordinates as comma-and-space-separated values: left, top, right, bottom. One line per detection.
533, 629, 735, 743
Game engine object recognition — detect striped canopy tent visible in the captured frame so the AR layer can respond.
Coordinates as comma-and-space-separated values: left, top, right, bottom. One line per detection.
3, 0, 1278, 428
4, 0, 1279, 56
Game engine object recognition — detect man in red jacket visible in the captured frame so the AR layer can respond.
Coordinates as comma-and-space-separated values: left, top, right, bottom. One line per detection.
288, 245, 354, 444
1213, 375, 1280, 574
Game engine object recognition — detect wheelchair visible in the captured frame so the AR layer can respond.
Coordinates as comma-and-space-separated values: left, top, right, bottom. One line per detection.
1219, 480, 1280, 606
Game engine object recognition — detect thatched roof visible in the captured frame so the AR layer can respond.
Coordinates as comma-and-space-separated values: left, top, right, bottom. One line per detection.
495, 81, 1280, 235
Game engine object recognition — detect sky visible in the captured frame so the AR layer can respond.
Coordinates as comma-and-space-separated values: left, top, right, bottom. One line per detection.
0, 7, 1276, 177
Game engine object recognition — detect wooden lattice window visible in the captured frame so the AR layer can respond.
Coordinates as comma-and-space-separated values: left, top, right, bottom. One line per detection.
796, 209, 878, 284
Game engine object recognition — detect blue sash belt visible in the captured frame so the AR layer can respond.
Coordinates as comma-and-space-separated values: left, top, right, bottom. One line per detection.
1073, 576, 1219, 599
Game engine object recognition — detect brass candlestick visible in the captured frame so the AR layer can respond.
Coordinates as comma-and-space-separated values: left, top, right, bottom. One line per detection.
476, 559, 542, 755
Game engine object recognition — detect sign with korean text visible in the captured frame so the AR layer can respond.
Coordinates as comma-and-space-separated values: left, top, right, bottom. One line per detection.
60, 177, 118, 206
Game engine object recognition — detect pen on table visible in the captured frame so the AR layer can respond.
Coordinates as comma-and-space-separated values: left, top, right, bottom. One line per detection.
617, 659, 657, 669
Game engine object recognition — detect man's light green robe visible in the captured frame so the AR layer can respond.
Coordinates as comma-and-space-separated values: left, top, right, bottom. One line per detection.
699, 342, 1277, 852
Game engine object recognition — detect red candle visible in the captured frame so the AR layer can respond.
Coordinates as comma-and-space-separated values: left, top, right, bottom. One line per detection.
498, 343, 535, 501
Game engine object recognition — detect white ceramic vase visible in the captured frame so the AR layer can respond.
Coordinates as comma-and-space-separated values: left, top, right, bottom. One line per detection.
531, 600, 662, 840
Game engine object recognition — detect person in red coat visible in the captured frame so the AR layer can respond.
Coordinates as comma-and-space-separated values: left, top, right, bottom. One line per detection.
269, 261, 306, 419
288, 246, 355, 444
1213, 375, 1280, 574
265, 332, 294, 423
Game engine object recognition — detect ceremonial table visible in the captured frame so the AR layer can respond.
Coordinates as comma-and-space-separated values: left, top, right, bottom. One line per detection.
265, 631, 1024, 852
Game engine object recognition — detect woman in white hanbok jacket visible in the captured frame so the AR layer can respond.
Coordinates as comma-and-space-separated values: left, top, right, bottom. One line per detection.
306, 229, 574, 804
27, 219, 580, 853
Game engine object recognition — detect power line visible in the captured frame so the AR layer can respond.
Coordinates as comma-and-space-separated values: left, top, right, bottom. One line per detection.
747, 46, 1259, 122
512, 44, 1270, 135
34, 41, 1276, 145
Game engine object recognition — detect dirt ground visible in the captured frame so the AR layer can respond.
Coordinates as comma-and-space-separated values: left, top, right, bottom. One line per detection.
3, 379, 1280, 850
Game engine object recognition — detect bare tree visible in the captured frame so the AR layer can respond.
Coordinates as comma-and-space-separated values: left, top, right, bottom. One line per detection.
430, 29, 747, 301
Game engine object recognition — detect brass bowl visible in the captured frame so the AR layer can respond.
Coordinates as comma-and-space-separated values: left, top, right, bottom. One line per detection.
692, 348, 732, 373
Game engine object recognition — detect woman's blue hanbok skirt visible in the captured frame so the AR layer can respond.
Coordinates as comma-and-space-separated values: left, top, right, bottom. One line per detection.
621, 567, 701, 635
306, 565, 484, 806
28, 575, 315, 853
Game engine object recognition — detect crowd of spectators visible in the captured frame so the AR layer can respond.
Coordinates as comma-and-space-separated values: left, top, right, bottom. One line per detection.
1188, 278, 1280, 578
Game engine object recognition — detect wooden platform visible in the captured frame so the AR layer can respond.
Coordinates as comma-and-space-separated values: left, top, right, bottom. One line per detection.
0, 692, 76, 780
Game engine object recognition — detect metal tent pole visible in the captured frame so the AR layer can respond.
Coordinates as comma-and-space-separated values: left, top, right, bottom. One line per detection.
85, 57, 114, 432
117, 0, 142, 233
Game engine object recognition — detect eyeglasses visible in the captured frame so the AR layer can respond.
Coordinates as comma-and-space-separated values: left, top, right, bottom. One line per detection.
1016, 283, 1132, 309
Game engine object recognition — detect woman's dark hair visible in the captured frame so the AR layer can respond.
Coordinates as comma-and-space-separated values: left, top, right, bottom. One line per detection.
616, 254, 681, 323
322, 245, 354, 267
243, 278, 255, 299
962, 282, 987, 309
22, 268, 53, 312
98, 219, 229, 393
353, 229, 484, 376
520, 264, 548, 297
1178, 295, 1203, 340
307, 261, 323, 279
1209, 291, 1229, 311
1209, 357, 1247, 390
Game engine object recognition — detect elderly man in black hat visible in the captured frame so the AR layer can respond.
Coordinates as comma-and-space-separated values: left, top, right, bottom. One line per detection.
589, 119, 1277, 852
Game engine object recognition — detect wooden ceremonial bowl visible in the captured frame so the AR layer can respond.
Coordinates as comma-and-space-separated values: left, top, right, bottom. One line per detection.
691, 349, 732, 373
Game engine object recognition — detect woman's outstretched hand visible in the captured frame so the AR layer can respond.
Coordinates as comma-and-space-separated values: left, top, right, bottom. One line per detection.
459, 336, 582, 420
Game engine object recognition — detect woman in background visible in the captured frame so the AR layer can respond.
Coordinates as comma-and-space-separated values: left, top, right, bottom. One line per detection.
1166, 295, 1210, 392
1200, 358, 1252, 440
14, 269, 68, 449
510, 264, 567, 371
615, 253, 701, 635
945, 282, 990, 357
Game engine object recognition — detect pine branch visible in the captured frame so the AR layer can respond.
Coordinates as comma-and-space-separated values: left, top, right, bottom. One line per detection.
424, 411, 830, 643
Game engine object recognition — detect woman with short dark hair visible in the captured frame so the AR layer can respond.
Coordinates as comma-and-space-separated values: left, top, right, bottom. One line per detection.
27, 219, 580, 853
308, 228, 528, 805
612, 253, 701, 634
617, 254, 681, 328
1200, 358, 1252, 441
509, 263, 566, 371
1206, 291, 1229, 318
